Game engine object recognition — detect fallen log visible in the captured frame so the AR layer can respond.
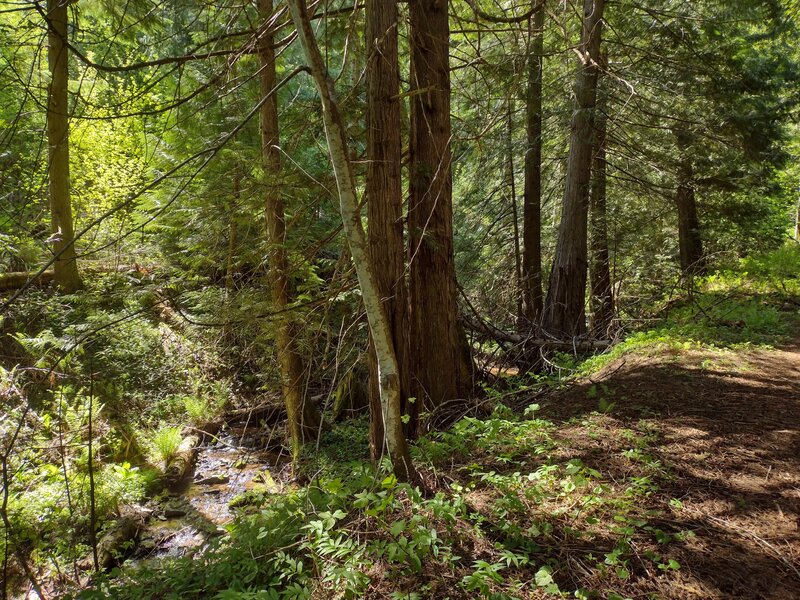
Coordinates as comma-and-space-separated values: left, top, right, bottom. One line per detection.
464, 315, 612, 352
223, 402, 284, 426
79, 506, 149, 571
182, 420, 221, 444
0, 270, 54, 291
165, 433, 200, 482
95, 515, 140, 570
0, 264, 153, 292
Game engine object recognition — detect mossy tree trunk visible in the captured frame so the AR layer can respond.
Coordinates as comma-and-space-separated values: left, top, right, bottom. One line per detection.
46, 0, 82, 292
259, 0, 320, 459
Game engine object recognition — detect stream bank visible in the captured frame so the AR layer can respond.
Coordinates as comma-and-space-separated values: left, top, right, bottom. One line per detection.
119, 422, 291, 566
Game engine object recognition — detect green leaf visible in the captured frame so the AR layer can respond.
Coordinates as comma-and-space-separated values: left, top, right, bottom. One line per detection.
389, 519, 406, 537
535, 566, 554, 587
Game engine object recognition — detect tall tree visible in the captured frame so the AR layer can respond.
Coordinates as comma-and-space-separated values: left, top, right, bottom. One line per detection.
287, 0, 416, 482
521, 2, 545, 328
408, 0, 472, 424
673, 131, 705, 276
675, 171, 705, 276
46, 0, 81, 292
588, 66, 614, 337
365, 0, 409, 458
541, 0, 604, 337
259, 0, 320, 458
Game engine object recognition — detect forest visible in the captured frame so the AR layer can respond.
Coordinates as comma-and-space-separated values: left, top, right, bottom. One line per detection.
1, 0, 799, 598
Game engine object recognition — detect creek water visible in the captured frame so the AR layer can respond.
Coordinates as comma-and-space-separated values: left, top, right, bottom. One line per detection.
129, 424, 288, 562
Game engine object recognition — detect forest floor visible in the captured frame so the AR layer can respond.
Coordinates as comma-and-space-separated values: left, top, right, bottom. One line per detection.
539, 339, 800, 599
90, 338, 800, 600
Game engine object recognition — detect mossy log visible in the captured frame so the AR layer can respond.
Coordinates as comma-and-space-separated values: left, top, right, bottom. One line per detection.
223, 402, 284, 426
0, 270, 54, 291
183, 421, 221, 444
95, 516, 140, 570
0, 265, 151, 292
165, 434, 200, 482
80, 506, 148, 571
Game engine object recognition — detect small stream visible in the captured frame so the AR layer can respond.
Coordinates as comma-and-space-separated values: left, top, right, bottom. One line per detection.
129, 424, 290, 562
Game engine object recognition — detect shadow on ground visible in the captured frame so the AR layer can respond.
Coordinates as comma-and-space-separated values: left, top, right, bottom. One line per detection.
539, 344, 800, 599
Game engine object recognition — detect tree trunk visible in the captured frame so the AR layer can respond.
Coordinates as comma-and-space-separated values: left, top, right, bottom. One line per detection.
225, 172, 239, 294
408, 0, 472, 429
365, 0, 410, 461
507, 99, 523, 321
259, 0, 320, 459
521, 3, 545, 328
676, 165, 705, 276
794, 194, 800, 242
794, 194, 800, 241
46, 0, 82, 292
287, 0, 416, 482
223, 170, 240, 341
541, 0, 604, 337
588, 67, 614, 338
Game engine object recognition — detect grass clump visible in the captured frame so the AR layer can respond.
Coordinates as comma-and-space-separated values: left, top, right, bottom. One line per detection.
144, 425, 185, 470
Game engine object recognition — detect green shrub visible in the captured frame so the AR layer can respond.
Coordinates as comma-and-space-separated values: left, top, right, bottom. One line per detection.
145, 425, 184, 470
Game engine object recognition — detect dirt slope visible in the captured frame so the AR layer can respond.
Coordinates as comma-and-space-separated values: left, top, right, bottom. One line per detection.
543, 342, 800, 599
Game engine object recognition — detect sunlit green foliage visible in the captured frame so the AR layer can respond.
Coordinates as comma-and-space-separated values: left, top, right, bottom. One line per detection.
89, 408, 689, 600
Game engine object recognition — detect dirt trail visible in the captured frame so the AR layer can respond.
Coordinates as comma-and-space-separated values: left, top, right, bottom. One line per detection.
545, 341, 800, 599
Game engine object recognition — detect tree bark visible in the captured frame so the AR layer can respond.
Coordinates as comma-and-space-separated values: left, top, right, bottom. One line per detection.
408, 0, 472, 429
46, 0, 82, 292
541, 0, 604, 337
223, 169, 240, 342
794, 195, 800, 242
588, 67, 614, 338
259, 0, 320, 459
365, 0, 410, 460
521, 3, 545, 328
507, 99, 523, 321
287, 0, 416, 482
676, 166, 705, 276
794, 194, 800, 242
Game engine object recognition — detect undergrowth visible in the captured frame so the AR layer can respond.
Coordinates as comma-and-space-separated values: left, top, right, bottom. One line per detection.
67, 244, 799, 599
8, 246, 800, 599
82, 404, 689, 600
563, 243, 800, 378
0, 272, 227, 580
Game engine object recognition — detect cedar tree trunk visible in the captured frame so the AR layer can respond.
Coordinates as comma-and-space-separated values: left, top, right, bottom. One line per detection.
541, 0, 604, 337
521, 3, 545, 328
588, 74, 614, 338
408, 0, 472, 427
676, 165, 705, 276
259, 0, 320, 459
366, 0, 410, 460
287, 0, 417, 482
